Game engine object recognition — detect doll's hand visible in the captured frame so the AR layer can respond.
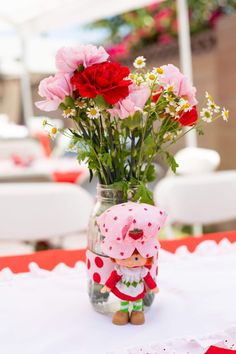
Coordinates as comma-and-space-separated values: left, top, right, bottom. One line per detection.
100, 286, 111, 294
151, 286, 159, 294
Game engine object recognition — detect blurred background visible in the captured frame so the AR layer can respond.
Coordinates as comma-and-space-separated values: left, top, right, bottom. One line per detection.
0, 0, 236, 256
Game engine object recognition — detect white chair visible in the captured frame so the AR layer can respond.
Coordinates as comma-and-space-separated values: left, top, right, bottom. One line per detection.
0, 137, 45, 159
154, 171, 236, 237
0, 183, 94, 248
168, 147, 221, 176
0, 117, 28, 139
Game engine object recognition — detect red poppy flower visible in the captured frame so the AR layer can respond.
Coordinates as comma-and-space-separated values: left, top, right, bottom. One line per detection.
152, 87, 164, 103
179, 106, 198, 126
71, 62, 131, 105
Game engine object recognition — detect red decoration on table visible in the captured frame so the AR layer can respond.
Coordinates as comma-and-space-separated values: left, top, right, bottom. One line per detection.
12, 154, 34, 167
205, 346, 235, 353
33, 132, 52, 157
52, 170, 84, 183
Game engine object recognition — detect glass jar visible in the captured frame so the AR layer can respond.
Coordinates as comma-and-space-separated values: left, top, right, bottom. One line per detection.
87, 184, 155, 314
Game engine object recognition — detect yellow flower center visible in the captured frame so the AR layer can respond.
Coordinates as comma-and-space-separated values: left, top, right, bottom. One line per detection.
182, 103, 190, 110
149, 74, 156, 81
156, 67, 164, 74
167, 85, 174, 92
51, 127, 57, 135
64, 108, 72, 115
224, 110, 229, 117
207, 93, 214, 102
136, 59, 143, 65
90, 108, 97, 116
77, 101, 85, 108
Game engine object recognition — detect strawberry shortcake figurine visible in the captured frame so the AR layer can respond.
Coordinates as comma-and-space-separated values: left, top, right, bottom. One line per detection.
97, 202, 166, 325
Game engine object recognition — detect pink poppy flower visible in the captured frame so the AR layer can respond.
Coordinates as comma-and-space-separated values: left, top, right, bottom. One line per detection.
55, 45, 109, 73
35, 73, 72, 112
108, 84, 151, 119
161, 64, 198, 106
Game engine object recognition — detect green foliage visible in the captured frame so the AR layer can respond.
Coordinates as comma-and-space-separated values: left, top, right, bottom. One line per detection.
120, 112, 143, 130
145, 164, 156, 183
94, 95, 109, 109
133, 182, 154, 205
196, 125, 204, 136
164, 152, 179, 173
64, 96, 75, 108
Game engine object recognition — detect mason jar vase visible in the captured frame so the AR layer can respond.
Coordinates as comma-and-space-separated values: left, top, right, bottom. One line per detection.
87, 184, 155, 314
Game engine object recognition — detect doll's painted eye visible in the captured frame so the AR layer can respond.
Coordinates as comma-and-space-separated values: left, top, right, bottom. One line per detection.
134, 256, 139, 261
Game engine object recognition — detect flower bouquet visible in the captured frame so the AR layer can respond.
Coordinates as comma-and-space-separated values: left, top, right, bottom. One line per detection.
36, 44, 228, 313
36, 44, 228, 204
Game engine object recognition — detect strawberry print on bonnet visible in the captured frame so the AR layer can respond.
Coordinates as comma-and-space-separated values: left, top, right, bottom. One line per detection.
97, 202, 167, 259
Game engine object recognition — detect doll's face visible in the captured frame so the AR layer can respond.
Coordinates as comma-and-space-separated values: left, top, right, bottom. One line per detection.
115, 253, 147, 268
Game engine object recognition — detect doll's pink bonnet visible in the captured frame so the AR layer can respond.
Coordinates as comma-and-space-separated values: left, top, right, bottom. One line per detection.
97, 202, 167, 259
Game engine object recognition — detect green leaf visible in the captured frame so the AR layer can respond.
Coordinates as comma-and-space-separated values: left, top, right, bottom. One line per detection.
196, 125, 204, 136
102, 153, 113, 170
133, 182, 154, 205
142, 135, 156, 159
94, 95, 108, 109
64, 96, 75, 108
165, 152, 179, 173
59, 102, 67, 110
120, 111, 142, 130
145, 164, 156, 183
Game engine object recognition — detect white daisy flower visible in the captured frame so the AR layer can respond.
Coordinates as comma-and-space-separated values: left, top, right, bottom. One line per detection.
133, 56, 146, 69
163, 92, 175, 103
136, 75, 145, 85
200, 108, 213, 123
62, 107, 76, 119
207, 100, 220, 113
176, 98, 191, 113
163, 132, 174, 140
44, 125, 58, 140
129, 73, 144, 85
145, 72, 157, 85
205, 91, 214, 102
153, 67, 164, 75
165, 104, 177, 117
165, 84, 175, 93
87, 106, 100, 119
221, 107, 229, 122
75, 99, 86, 109
169, 100, 177, 107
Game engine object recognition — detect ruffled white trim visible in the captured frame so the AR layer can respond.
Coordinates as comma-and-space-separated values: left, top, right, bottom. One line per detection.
107, 326, 236, 353
0, 261, 87, 282
0, 238, 234, 281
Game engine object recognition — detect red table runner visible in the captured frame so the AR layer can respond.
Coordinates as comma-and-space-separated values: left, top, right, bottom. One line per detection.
0, 230, 235, 273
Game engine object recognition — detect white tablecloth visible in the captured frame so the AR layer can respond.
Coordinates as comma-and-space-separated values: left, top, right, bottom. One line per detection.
0, 239, 236, 354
